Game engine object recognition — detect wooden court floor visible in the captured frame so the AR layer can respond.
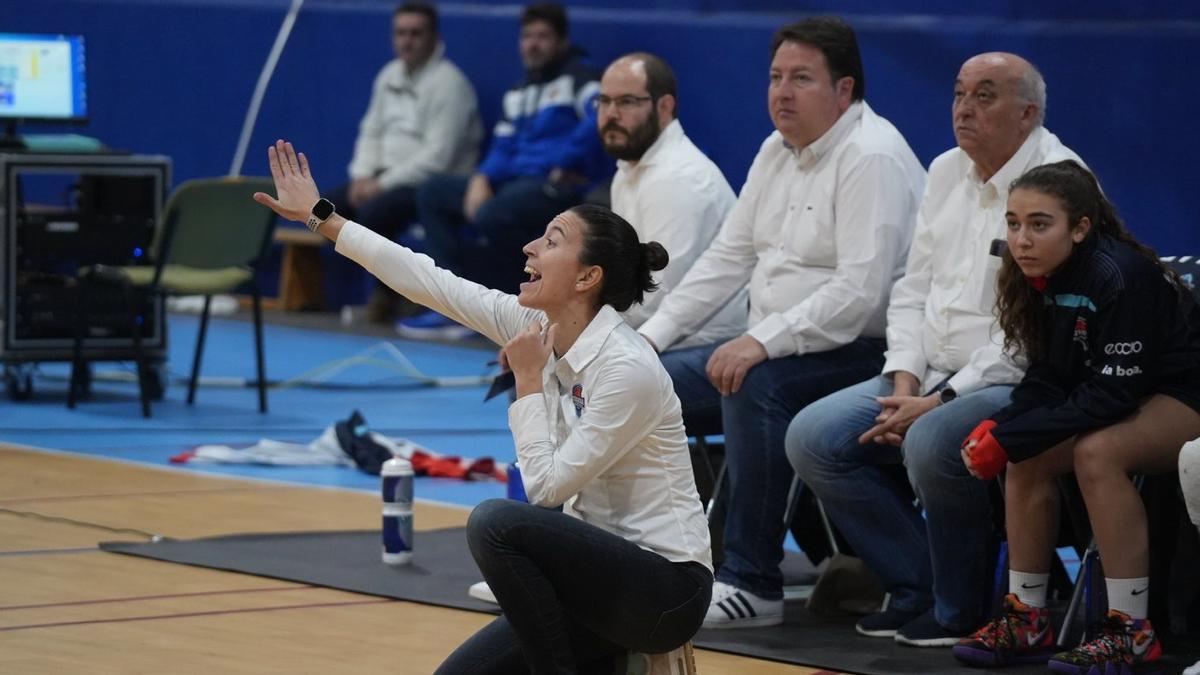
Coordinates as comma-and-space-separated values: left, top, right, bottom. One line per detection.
0, 445, 829, 674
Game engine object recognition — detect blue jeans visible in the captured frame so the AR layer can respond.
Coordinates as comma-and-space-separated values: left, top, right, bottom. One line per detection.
785, 375, 1013, 631
660, 337, 885, 600
436, 499, 712, 675
416, 174, 581, 281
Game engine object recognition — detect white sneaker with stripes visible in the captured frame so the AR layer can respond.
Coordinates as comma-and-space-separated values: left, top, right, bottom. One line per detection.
702, 580, 783, 629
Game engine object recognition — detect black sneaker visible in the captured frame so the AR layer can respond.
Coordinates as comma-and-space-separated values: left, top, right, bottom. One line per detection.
894, 609, 972, 647
856, 603, 925, 638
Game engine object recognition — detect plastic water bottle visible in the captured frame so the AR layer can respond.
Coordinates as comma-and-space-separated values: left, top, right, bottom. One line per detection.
506, 461, 527, 502
380, 457, 414, 565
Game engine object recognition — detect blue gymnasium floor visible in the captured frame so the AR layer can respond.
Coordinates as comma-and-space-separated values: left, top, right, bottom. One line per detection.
1, 313, 515, 508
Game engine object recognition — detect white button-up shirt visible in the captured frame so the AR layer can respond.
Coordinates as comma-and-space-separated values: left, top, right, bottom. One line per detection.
335, 222, 713, 571
882, 126, 1084, 394
611, 119, 747, 348
638, 102, 926, 358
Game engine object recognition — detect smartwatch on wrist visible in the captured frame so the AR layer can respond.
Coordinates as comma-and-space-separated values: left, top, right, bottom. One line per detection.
938, 385, 958, 405
306, 198, 336, 232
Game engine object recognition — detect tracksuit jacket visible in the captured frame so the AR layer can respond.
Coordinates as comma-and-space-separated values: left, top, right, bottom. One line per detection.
476, 47, 607, 188
991, 233, 1200, 462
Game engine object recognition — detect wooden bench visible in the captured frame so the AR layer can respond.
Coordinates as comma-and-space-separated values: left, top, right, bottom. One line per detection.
271, 227, 327, 311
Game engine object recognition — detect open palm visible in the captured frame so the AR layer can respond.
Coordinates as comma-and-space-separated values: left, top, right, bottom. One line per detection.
253, 139, 321, 223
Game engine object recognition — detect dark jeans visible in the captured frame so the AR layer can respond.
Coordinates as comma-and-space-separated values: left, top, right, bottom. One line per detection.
659, 337, 886, 599
436, 499, 712, 675
325, 182, 417, 239
416, 174, 581, 285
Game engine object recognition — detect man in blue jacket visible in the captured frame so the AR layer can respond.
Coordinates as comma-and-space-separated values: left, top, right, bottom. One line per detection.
403, 3, 606, 340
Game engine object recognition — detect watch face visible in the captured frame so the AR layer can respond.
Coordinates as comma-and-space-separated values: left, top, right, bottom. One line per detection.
312, 198, 335, 220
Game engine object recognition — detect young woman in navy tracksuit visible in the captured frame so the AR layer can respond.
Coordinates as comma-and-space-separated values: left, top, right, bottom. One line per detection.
952, 160, 1200, 673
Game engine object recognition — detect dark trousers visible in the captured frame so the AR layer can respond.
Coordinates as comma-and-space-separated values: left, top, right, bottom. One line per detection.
325, 182, 417, 239
416, 175, 580, 289
660, 337, 886, 599
436, 499, 712, 675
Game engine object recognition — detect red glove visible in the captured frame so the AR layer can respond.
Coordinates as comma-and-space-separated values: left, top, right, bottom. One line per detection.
962, 420, 1007, 480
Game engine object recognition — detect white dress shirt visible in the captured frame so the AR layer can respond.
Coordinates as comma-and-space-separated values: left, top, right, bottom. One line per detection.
882, 126, 1084, 394
348, 43, 483, 189
611, 119, 747, 348
335, 222, 713, 572
638, 102, 926, 358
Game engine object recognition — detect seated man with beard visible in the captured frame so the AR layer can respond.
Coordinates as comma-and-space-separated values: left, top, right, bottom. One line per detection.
597, 52, 747, 348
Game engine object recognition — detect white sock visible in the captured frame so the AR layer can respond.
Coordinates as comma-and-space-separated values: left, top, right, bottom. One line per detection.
1105, 576, 1150, 619
1010, 570, 1049, 608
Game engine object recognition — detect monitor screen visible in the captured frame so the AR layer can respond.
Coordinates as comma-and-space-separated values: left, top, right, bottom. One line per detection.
0, 33, 87, 122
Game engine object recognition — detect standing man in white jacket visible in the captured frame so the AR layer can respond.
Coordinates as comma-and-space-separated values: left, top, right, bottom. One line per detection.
328, 1, 483, 322
598, 52, 747, 348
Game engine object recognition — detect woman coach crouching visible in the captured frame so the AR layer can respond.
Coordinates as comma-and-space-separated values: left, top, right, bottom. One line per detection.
255, 140, 713, 674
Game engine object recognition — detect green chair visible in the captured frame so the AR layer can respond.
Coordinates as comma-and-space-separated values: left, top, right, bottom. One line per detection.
68, 176, 278, 416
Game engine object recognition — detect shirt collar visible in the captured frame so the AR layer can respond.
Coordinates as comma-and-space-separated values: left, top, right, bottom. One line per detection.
965, 126, 1047, 191
556, 305, 624, 377
616, 118, 683, 173
787, 101, 864, 166
394, 41, 445, 85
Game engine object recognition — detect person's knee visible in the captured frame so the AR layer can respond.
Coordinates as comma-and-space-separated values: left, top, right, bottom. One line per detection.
1072, 432, 1123, 489
902, 417, 961, 488
785, 403, 855, 488
466, 498, 518, 546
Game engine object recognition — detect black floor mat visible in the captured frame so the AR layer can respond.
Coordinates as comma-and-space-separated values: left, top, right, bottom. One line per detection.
102, 529, 1200, 675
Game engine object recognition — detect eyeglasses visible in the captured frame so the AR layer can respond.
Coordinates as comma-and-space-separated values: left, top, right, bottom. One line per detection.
592, 95, 653, 112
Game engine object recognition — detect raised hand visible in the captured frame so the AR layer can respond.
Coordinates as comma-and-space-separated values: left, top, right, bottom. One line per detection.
253, 139, 321, 222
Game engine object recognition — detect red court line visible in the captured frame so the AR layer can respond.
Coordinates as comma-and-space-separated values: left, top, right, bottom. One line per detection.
0, 486, 284, 505
0, 597, 394, 632
0, 585, 312, 611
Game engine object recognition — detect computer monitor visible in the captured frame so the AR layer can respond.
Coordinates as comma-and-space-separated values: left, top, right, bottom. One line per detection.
0, 33, 88, 146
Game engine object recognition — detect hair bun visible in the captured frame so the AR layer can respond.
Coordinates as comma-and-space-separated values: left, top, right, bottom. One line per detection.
642, 241, 669, 272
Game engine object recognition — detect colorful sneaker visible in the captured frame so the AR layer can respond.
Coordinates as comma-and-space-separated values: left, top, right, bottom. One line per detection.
396, 310, 473, 341
1047, 609, 1162, 675
952, 594, 1055, 666
701, 580, 783, 629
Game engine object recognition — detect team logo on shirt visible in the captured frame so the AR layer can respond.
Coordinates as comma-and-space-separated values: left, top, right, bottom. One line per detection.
1104, 341, 1143, 355
1072, 317, 1088, 348
1101, 364, 1143, 376
571, 384, 585, 417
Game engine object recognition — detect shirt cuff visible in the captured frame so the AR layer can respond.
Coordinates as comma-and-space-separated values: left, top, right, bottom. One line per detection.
946, 365, 987, 397
638, 315, 681, 353
881, 351, 927, 388
333, 220, 372, 260
507, 392, 549, 454
747, 313, 796, 359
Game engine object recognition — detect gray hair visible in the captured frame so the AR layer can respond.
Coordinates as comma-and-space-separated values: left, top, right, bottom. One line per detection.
1018, 64, 1046, 127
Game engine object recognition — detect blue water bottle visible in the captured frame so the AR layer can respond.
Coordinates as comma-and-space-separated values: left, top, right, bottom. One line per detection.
381, 457, 413, 565
506, 461, 527, 502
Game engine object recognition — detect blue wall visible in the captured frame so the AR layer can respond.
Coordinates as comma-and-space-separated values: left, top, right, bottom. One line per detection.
7, 0, 1199, 257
